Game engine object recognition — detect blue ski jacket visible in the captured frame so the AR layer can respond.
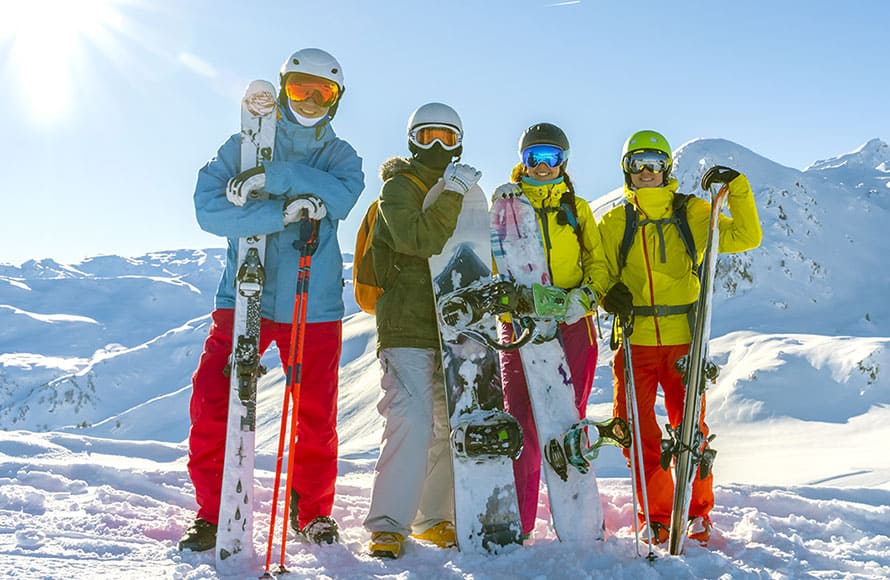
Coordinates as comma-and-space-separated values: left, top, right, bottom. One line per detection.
194, 110, 364, 324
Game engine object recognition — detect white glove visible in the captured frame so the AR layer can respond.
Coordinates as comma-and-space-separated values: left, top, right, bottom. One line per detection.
443, 162, 482, 195
226, 166, 265, 207
283, 195, 327, 224
564, 286, 596, 325
493, 183, 521, 199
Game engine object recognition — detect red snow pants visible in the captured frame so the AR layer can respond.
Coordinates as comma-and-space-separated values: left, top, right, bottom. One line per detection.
612, 343, 715, 526
499, 316, 598, 535
186, 308, 341, 529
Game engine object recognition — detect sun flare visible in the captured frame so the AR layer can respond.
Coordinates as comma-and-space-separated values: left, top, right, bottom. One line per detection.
0, 0, 132, 124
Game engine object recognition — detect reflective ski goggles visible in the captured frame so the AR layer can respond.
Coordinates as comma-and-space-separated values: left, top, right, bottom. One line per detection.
409, 124, 462, 150
623, 150, 671, 174
521, 144, 566, 168
283, 72, 341, 108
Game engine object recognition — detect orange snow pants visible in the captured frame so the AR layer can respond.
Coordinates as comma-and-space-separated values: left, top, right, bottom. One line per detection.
187, 308, 341, 529
612, 343, 714, 527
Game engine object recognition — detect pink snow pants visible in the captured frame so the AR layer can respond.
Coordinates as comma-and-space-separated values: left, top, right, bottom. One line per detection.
499, 316, 598, 535
186, 308, 341, 529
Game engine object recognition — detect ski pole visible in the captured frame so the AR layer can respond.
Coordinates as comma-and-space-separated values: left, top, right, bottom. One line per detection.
621, 314, 657, 561
264, 216, 319, 576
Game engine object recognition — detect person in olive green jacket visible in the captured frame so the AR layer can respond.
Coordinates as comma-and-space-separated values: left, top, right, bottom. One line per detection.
598, 129, 762, 546
363, 102, 482, 560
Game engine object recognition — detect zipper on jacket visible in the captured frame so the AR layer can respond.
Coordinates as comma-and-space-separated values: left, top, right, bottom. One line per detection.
639, 223, 663, 346
535, 207, 556, 282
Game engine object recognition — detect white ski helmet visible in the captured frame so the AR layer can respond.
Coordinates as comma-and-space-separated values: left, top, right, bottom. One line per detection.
280, 48, 344, 91
406, 102, 463, 134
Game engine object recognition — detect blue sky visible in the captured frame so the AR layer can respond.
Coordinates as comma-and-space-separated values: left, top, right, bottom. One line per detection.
2, 0, 888, 264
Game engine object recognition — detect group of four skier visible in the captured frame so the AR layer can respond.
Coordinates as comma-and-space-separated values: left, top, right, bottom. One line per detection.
177, 48, 763, 559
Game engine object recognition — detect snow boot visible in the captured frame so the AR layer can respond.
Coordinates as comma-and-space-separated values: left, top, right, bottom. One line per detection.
369, 531, 404, 559
411, 521, 457, 548
640, 520, 669, 545
300, 516, 340, 545
178, 518, 217, 552
687, 515, 712, 546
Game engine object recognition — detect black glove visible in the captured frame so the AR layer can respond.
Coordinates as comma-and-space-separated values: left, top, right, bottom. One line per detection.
603, 282, 633, 318
701, 165, 741, 191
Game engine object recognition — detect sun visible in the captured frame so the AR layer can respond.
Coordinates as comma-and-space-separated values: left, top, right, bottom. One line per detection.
0, 0, 133, 125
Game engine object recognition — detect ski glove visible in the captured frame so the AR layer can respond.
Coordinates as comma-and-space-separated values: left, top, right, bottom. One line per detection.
564, 286, 596, 325
226, 166, 266, 207
493, 183, 521, 199
602, 282, 633, 319
283, 195, 327, 224
443, 162, 482, 195
701, 165, 741, 191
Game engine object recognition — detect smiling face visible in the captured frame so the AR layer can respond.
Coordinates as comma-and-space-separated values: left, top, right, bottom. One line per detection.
629, 167, 665, 188
524, 161, 562, 181
289, 98, 330, 119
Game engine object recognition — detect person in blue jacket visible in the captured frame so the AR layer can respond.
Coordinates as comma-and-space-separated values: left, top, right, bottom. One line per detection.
178, 48, 364, 551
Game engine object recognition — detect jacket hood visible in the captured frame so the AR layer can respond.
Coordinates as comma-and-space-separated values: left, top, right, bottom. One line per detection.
275, 105, 336, 159
624, 177, 679, 219
379, 156, 413, 181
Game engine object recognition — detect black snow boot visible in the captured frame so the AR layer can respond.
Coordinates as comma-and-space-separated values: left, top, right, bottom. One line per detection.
178, 518, 217, 552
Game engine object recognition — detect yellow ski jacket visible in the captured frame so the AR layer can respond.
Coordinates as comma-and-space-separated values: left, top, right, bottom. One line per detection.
597, 174, 762, 346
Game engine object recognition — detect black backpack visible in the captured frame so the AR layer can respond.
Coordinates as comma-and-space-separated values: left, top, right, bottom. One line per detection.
618, 193, 697, 274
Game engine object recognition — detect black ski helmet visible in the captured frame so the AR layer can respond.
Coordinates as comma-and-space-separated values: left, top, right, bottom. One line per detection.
519, 122, 570, 155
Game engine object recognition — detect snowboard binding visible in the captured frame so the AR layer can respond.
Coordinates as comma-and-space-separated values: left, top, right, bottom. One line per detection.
659, 424, 717, 480
450, 410, 523, 460
544, 417, 632, 482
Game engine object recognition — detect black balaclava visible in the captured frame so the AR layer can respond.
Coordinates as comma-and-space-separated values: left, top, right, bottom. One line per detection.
410, 142, 462, 171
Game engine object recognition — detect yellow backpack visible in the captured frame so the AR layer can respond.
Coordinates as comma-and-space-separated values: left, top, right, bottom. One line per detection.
353, 172, 427, 315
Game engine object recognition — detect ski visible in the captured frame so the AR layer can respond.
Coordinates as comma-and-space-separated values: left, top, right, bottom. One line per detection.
665, 184, 730, 555
216, 80, 277, 574
425, 180, 523, 554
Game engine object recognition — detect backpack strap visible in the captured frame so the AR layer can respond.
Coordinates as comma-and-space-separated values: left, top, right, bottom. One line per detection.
618, 193, 697, 274
400, 171, 427, 193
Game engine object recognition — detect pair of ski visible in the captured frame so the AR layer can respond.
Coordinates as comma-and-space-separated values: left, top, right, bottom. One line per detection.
619, 182, 729, 558
428, 185, 629, 553
215, 80, 319, 578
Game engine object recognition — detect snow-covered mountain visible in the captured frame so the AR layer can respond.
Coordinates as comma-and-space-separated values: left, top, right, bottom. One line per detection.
1, 139, 889, 578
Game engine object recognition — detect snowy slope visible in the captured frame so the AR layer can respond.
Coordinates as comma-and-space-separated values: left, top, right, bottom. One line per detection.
1, 139, 889, 578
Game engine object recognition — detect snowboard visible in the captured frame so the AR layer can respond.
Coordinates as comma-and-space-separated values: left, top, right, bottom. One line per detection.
489, 191, 605, 542
425, 180, 523, 554
216, 79, 277, 573
664, 184, 728, 555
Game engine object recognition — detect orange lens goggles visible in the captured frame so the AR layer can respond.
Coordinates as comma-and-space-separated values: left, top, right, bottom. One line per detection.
284, 72, 340, 107
409, 124, 461, 150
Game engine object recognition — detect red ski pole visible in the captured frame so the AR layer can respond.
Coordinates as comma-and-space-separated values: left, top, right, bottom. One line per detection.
264, 216, 318, 577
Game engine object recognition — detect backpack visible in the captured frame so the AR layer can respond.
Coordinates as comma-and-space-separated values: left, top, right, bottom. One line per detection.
353, 172, 428, 315
618, 193, 697, 274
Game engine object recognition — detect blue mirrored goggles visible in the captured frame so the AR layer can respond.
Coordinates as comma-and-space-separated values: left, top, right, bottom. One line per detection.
623, 150, 671, 174
521, 144, 566, 168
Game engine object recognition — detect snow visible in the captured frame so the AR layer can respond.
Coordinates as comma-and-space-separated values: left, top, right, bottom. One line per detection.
1, 139, 889, 578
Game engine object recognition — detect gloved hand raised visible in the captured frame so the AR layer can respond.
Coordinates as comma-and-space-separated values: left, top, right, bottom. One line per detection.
443, 162, 482, 195
602, 282, 633, 319
283, 195, 327, 224
701, 165, 741, 191
226, 166, 266, 207
564, 286, 596, 325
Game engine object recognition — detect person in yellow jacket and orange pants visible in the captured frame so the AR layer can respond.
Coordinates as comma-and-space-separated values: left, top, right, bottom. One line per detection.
493, 123, 609, 538
597, 130, 762, 545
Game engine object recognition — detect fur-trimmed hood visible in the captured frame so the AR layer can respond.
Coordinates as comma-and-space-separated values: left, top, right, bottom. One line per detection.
379, 156, 413, 182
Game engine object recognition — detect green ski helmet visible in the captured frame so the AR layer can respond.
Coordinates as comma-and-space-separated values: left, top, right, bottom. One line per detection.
621, 130, 672, 185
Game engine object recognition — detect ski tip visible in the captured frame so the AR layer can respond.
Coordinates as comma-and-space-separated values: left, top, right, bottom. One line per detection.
243, 80, 277, 116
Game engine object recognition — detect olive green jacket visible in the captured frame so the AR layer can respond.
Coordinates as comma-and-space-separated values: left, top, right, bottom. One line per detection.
373, 157, 463, 350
